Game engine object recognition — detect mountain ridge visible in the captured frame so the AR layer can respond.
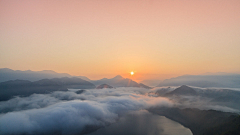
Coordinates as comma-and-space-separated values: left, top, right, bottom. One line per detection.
91, 75, 151, 88
0, 77, 96, 101
0, 68, 152, 89
157, 74, 240, 88
0, 68, 72, 82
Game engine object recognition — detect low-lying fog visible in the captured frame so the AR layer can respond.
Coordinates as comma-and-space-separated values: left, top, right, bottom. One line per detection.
0, 86, 239, 135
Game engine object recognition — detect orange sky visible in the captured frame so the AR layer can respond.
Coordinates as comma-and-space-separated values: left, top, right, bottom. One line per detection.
0, 0, 240, 80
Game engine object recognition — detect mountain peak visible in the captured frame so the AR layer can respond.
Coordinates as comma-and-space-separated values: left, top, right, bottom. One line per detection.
165, 85, 197, 96
112, 75, 124, 79
179, 85, 191, 89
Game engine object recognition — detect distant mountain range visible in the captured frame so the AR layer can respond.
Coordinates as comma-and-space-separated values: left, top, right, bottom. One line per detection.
0, 68, 151, 89
0, 68, 152, 101
91, 75, 152, 89
3, 68, 240, 89
157, 74, 240, 88
154, 85, 240, 111
0, 68, 72, 82
91, 75, 139, 87
0, 77, 95, 101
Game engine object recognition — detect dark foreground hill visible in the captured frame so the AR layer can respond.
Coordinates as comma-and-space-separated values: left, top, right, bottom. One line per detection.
0, 77, 95, 101
148, 107, 240, 135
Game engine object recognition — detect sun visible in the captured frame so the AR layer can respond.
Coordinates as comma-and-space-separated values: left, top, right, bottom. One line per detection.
130, 71, 134, 76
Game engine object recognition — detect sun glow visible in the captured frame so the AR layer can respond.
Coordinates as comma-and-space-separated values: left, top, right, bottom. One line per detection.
130, 71, 134, 76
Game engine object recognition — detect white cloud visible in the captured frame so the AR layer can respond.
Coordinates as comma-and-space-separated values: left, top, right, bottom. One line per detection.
0, 87, 172, 135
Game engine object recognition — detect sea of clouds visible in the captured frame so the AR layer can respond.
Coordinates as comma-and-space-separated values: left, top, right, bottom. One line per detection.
151, 86, 240, 113
1, 86, 239, 135
0, 87, 172, 135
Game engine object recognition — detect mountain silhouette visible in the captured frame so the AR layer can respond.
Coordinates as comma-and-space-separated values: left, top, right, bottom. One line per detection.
0, 68, 71, 82
96, 84, 114, 89
157, 74, 240, 88
91, 75, 151, 88
0, 77, 95, 101
165, 85, 197, 96
138, 83, 153, 89
0, 68, 93, 83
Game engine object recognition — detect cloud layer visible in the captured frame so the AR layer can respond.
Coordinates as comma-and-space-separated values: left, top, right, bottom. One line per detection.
152, 86, 240, 112
0, 87, 172, 135
1, 86, 238, 134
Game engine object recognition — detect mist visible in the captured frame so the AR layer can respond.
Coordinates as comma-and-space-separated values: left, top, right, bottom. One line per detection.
152, 86, 240, 113
0, 87, 172, 135
1, 86, 239, 134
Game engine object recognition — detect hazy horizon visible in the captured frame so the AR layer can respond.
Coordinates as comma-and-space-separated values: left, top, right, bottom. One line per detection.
1, 67, 240, 81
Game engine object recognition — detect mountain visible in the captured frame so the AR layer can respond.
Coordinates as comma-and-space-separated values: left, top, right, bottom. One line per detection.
0, 79, 32, 86
165, 85, 197, 96
154, 85, 240, 111
0, 77, 95, 101
154, 87, 172, 96
149, 107, 240, 135
91, 75, 151, 88
157, 74, 240, 88
0, 68, 152, 89
76, 76, 92, 81
0, 68, 72, 82
138, 83, 153, 89
0, 68, 93, 83
33, 77, 96, 88
91, 75, 138, 87
96, 84, 114, 89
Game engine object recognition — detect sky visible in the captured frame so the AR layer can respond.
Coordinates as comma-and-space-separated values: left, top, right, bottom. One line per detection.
1, 0, 240, 80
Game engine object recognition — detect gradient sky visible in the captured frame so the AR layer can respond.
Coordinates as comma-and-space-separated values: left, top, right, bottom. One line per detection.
1, 0, 240, 80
